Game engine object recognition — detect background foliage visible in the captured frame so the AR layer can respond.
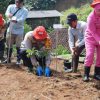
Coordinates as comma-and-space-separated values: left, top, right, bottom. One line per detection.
0, 0, 11, 14
60, 4, 92, 28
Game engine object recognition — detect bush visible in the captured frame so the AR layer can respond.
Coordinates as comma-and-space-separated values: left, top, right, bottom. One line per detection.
53, 45, 70, 55
24, 22, 32, 34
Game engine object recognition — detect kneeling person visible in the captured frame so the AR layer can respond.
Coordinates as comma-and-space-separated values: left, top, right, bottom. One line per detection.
20, 26, 52, 77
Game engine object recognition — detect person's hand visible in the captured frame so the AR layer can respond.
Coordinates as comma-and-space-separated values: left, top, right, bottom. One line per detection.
75, 42, 79, 47
11, 16, 17, 23
71, 48, 75, 56
9, 13, 13, 18
11, 20, 17, 23
99, 41, 100, 45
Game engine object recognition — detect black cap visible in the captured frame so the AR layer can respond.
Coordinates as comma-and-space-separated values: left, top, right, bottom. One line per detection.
66, 13, 78, 25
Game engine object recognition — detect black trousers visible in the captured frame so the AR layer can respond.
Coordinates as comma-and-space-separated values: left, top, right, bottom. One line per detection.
71, 45, 85, 70
0, 39, 5, 59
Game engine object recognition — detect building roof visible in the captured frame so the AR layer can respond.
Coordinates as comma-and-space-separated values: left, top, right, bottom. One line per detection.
27, 10, 62, 18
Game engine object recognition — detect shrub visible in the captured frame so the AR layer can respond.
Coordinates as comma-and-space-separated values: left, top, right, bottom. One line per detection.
24, 22, 32, 34
53, 45, 70, 55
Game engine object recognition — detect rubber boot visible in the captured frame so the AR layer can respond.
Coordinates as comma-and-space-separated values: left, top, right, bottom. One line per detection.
3, 48, 12, 63
0, 50, 5, 62
83, 67, 90, 82
16, 47, 21, 65
0, 39, 5, 62
94, 67, 100, 81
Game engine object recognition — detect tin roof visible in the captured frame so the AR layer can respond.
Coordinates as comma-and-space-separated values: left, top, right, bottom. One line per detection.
27, 10, 62, 18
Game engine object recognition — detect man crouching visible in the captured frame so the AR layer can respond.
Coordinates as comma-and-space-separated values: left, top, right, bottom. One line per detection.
20, 26, 52, 77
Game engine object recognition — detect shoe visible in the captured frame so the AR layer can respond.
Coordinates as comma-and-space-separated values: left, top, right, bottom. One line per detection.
16, 61, 21, 65
83, 67, 90, 82
45, 67, 51, 77
83, 75, 89, 82
94, 67, 100, 81
36, 66, 43, 76
2, 58, 11, 64
64, 67, 73, 73
94, 75, 100, 81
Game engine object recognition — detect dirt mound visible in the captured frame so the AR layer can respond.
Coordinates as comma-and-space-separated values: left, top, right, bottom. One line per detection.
0, 59, 99, 100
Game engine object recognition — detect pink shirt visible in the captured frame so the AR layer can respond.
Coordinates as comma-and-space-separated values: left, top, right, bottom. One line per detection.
86, 10, 100, 43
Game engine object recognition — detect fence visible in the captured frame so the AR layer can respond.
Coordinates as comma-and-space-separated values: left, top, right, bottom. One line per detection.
49, 28, 70, 52
49, 28, 85, 56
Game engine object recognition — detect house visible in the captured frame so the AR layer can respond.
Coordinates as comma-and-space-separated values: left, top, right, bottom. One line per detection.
26, 10, 62, 29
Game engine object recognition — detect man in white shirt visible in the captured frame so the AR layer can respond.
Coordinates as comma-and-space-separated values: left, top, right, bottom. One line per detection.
66, 13, 87, 72
4, 0, 28, 64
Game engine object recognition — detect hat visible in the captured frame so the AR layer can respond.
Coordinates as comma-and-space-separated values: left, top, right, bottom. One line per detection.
66, 13, 78, 25
91, 0, 100, 8
0, 14, 4, 26
33, 26, 47, 40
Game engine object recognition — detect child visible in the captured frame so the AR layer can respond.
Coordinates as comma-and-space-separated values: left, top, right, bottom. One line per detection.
0, 14, 6, 62
83, 0, 100, 82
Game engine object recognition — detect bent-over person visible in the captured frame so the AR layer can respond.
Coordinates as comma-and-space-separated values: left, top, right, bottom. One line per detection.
20, 26, 52, 77
66, 13, 87, 72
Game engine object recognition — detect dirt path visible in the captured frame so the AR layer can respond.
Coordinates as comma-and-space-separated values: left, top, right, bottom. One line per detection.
0, 59, 99, 100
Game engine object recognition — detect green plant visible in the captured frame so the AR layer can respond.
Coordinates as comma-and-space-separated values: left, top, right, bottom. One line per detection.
26, 48, 49, 58
53, 45, 70, 55
47, 27, 54, 34
24, 22, 32, 34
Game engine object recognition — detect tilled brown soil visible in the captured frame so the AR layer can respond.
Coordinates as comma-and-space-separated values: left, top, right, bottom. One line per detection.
0, 59, 100, 100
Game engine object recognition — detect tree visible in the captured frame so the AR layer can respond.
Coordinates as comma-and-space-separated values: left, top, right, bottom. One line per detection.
25, 0, 56, 10
0, 0, 12, 14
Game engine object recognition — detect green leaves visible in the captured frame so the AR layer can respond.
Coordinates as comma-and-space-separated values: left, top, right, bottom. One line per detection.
26, 48, 49, 58
0, 0, 11, 14
25, 0, 56, 10
26, 48, 37, 58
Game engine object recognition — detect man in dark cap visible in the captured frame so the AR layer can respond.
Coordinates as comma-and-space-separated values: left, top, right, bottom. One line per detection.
66, 13, 87, 72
